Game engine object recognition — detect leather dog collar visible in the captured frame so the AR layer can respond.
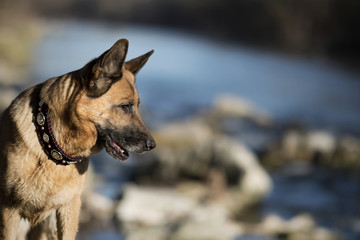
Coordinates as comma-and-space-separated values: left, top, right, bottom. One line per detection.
34, 99, 84, 165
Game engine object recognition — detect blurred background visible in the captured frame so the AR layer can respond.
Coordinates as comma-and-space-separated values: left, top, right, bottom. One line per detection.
1, 0, 360, 239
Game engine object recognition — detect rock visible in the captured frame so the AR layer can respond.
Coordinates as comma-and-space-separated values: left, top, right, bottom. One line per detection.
260, 129, 307, 169
261, 128, 360, 170
288, 213, 316, 233
261, 214, 288, 236
289, 232, 313, 240
282, 130, 304, 159
151, 120, 214, 180
312, 227, 342, 240
213, 95, 255, 117
332, 136, 360, 168
136, 118, 273, 218
151, 120, 272, 199
81, 191, 114, 223
172, 218, 242, 240
212, 95, 272, 126
260, 213, 343, 240
79, 163, 114, 223
116, 184, 245, 240
116, 185, 197, 228
175, 181, 209, 201
281, 130, 336, 161
305, 131, 336, 155
214, 136, 272, 200
125, 227, 169, 240
171, 202, 243, 240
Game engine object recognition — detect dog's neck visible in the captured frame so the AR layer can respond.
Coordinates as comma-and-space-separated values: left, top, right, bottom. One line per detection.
37, 74, 100, 158
34, 99, 85, 165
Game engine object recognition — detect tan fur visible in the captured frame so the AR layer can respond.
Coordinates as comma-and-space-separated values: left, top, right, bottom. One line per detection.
0, 39, 155, 239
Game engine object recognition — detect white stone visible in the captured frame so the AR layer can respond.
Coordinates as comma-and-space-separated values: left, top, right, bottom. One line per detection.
213, 94, 272, 125
172, 220, 242, 240
81, 191, 114, 222
126, 227, 169, 240
288, 213, 316, 233
261, 214, 287, 236
312, 227, 341, 240
305, 131, 336, 154
214, 136, 272, 199
282, 130, 303, 157
116, 185, 196, 227
172, 202, 243, 240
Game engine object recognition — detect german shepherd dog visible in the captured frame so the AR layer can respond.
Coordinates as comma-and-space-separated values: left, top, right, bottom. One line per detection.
0, 39, 156, 239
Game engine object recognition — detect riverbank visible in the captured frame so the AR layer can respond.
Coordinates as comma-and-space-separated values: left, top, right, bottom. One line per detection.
1, 19, 359, 239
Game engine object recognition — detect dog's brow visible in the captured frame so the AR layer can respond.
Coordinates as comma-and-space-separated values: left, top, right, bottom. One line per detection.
119, 98, 137, 104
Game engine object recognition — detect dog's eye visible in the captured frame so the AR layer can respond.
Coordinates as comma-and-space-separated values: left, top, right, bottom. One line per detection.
120, 104, 132, 113
114, 102, 134, 113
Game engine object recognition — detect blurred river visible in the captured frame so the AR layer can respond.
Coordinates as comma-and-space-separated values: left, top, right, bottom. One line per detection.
31, 20, 360, 132
30, 21, 360, 239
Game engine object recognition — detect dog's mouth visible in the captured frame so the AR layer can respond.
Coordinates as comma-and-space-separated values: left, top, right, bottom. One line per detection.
104, 135, 129, 161
96, 125, 156, 161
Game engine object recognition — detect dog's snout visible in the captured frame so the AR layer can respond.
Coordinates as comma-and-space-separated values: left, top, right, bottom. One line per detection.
145, 138, 156, 151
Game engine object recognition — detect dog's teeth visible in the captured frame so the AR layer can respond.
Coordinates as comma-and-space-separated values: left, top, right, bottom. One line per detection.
112, 141, 125, 154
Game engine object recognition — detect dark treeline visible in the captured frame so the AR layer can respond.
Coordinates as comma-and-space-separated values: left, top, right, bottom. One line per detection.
2, 0, 360, 66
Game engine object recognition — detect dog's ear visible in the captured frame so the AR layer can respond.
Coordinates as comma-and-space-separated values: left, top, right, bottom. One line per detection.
125, 50, 154, 76
87, 39, 129, 97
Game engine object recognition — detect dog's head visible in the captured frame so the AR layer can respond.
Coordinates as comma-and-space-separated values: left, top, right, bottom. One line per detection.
77, 39, 156, 161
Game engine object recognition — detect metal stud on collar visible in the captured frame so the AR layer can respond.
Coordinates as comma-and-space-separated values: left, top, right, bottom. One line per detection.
43, 133, 49, 143
51, 149, 63, 161
37, 112, 45, 126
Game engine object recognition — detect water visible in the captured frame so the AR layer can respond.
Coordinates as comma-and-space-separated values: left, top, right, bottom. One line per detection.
31, 20, 360, 131
31, 20, 360, 239
263, 163, 360, 240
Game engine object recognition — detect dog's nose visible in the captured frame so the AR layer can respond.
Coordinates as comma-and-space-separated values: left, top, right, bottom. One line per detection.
145, 138, 156, 151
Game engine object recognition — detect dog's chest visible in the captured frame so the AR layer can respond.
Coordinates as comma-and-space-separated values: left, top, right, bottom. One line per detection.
11, 161, 87, 221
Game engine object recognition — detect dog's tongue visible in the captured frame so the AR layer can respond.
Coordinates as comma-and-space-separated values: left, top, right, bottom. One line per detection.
112, 141, 125, 154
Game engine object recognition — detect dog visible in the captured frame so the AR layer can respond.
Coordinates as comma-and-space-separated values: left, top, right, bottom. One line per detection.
0, 39, 156, 239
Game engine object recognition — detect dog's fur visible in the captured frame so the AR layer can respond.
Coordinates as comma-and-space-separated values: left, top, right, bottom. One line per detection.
0, 39, 156, 239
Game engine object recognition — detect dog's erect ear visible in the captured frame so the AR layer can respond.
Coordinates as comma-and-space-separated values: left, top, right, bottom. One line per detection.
87, 39, 129, 97
125, 50, 154, 76
98, 39, 129, 77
